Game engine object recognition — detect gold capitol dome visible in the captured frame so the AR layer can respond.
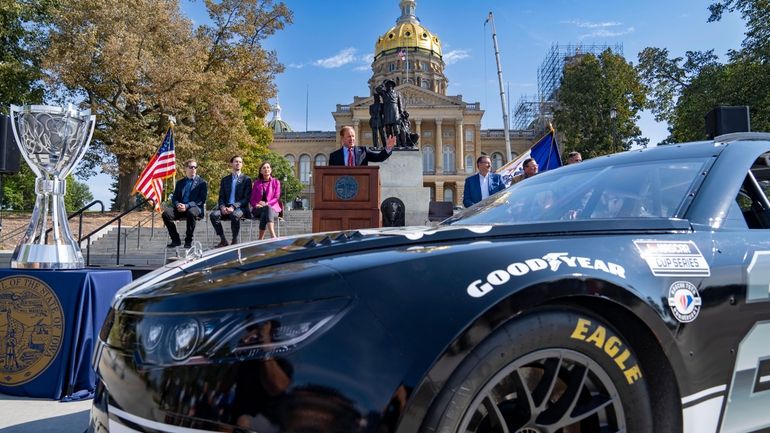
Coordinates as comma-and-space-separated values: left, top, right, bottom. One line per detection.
374, 0, 442, 59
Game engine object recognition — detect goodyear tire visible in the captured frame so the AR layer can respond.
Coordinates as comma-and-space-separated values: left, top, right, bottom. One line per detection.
421, 309, 653, 433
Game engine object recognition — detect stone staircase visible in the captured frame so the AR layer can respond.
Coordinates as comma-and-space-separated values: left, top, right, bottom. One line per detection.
0, 210, 313, 269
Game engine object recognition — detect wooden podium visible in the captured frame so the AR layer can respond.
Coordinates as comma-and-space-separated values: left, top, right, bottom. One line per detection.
313, 166, 381, 232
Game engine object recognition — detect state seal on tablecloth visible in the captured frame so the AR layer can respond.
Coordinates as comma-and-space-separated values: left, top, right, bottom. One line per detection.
0, 276, 64, 386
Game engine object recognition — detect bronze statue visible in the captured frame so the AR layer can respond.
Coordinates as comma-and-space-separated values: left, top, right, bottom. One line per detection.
369, 87, 386, 148
375, 79, 418, 148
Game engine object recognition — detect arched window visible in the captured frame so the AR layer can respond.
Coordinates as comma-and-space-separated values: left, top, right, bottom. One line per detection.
285, 154, 296, 175
465, 155, 474, 174
420, 79, 430, 89
491, 152, 504, 171
422, 145, 435, 173
299, 154, 311, 184
444, 187, 455, 204
314, 154, 327, 167
443, 145, 455, 174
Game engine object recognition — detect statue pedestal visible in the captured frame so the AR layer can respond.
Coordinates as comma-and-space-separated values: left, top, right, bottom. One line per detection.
373, 149, 430, 226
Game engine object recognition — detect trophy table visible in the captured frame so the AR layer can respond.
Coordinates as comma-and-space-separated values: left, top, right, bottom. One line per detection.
9, 104, 95, 269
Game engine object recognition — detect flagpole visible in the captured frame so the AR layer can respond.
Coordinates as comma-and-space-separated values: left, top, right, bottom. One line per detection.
487, 12, 512, 163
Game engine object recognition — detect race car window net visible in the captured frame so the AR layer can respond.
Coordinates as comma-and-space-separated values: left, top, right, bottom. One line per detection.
447, 158, 709, 225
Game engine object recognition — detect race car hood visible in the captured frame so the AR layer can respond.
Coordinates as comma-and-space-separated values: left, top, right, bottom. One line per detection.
114, 218, 691, 310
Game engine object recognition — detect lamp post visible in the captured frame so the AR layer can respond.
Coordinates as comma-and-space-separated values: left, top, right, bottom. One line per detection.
283, 176, 287, 210
609, 107, 618, 150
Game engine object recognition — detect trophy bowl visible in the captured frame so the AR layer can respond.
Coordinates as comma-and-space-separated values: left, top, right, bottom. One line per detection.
9, 104, 95, 269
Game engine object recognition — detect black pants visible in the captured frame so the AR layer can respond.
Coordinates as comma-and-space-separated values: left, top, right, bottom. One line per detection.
210, 207, 250, 241
162, 205, 202, 243
252, 206, 277, 230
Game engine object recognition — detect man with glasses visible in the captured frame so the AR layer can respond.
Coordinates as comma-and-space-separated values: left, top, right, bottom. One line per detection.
510, 158, 539, 186
463, 155, 506, 208
163, 159, 208, 248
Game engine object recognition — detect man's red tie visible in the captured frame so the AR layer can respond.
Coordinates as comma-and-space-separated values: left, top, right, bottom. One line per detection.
348, 149, 354, 167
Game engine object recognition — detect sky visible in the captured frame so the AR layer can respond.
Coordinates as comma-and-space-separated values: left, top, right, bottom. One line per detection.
88, 0, 748, 204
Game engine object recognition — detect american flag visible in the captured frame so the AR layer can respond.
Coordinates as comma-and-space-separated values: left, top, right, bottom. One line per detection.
132, 127, 176, 212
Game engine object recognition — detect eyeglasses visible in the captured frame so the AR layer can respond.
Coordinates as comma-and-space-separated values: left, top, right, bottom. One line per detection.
187, 165, 198, 169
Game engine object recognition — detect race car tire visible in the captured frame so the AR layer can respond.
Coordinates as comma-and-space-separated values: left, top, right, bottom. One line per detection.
421, 308, 654, 433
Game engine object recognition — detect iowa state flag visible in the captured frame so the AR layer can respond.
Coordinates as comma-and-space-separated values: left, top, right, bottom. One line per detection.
497, 126, 562, 186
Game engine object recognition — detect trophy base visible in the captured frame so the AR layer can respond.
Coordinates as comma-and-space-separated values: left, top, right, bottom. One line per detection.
11, 244, 85, 269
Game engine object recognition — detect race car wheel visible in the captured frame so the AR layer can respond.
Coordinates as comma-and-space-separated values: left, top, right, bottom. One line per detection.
423, 309, 653, 433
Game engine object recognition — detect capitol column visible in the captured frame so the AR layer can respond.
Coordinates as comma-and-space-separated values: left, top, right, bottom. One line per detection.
455, 119, 464, 173
414, 119, 422, 141
435, 118, 443, 174
435, 181, 444, 203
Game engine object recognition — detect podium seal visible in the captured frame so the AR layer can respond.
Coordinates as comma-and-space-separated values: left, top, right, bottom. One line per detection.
0, 276, 64, 386
334, 175, 359, 200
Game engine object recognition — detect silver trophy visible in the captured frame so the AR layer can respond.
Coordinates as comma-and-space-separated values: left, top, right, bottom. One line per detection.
9, 104, 95, 269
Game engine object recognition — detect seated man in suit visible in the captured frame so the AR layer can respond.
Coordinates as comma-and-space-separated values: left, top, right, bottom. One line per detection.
210, 155, 252, 247
463, 155, 506, 208
163, 159, 208, 248
329, 126, 396, 166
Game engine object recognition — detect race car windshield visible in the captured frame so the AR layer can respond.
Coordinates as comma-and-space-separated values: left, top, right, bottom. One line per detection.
445, 158, 708, 225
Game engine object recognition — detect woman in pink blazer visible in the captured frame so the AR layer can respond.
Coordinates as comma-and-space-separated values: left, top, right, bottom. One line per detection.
250, 161, 282, 239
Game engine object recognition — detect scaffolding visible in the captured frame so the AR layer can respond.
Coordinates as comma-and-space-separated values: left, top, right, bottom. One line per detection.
512, 43, 624, 133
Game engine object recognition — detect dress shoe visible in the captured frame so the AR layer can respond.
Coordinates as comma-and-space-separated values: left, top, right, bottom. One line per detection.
166, 240, 181, 248
183, 242, 192, 249
231, 238, 239, 245
215, 240, 229, 248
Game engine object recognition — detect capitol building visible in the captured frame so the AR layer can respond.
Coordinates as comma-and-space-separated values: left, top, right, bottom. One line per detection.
268, 0, 536, 207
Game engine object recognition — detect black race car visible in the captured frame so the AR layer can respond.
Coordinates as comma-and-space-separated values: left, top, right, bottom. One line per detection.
91, 132, 770, 433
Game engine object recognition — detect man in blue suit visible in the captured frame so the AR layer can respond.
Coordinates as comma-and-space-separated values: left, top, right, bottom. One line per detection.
463, 155, 506, 208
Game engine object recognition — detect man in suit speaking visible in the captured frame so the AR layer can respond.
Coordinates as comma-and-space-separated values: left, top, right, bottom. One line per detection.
463, 155, 506, 208
329, 126, 395, 166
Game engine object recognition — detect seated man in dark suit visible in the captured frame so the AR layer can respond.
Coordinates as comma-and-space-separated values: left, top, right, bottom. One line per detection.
163, 159, 208, 248
328, 126, 396, 166
463, 155, 506, 208
210, 155, 252, 247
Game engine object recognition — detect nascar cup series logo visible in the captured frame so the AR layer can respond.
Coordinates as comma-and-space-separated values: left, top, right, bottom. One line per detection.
0, 276, 64, 386
667, 281, 702, 323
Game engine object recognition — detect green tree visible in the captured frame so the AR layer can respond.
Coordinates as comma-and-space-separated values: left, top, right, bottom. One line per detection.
42, 0, 292, 210
0, 0, 54, 110
553, 49, 648, 158
638, 2, 770, 142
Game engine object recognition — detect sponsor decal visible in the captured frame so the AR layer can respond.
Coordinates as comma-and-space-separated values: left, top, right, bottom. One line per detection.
466, 252, 626, 298
634, 240, 710, 277
667, 281, 702, 323
0, 276, 64, 386
570, 318, 642, 384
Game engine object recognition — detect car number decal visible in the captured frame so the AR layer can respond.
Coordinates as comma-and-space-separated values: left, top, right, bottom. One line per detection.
634, 240, 711, 277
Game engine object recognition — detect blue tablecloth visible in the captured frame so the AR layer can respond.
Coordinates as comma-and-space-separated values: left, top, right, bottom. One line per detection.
0, 269, 132, 400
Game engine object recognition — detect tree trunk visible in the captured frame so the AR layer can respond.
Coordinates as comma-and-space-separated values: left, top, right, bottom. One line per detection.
117, 171, 139, 211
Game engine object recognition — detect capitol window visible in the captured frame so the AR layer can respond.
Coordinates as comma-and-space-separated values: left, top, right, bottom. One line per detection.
389, 63, 396, 72
314, 154, 327, 167
285, 154, 296, 174
421, 80, 430, 89
299, 154, 311, 184
422, 145, 435, 173
491, 152, 504, 171
465, 128, 474, 142
443, 145, 455, 173
465, 155, 474, 174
